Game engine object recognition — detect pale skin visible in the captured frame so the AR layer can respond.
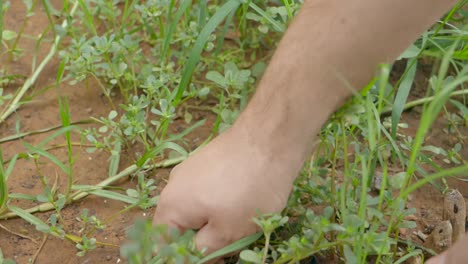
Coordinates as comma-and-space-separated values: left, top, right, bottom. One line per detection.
153, 0, 465, 263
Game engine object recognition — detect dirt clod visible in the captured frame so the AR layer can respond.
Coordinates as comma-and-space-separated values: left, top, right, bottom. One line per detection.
443, 189, 466, 243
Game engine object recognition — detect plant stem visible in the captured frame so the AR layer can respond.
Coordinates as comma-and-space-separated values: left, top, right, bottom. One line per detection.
381, 88, 467, 115
0, 119, 94, 144
262, 233, 270, 264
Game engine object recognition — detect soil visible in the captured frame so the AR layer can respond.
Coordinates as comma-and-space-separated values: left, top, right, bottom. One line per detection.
0, 2, 466, 264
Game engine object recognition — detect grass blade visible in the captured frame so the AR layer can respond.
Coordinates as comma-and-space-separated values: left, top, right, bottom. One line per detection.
0, 152, 19, 214
391, 58, 417, 139
23, 142, 70, 175
86, 189, 138, 205
173, 0, 242, 106
161, 0, 192, 60
8, 205, 50, 232
109, 141, 122, 177
214, 7, 236, 58
166, 119, 206, 141
198, 232, 263, 264
37, 125, 80, 148
58, 97, 74, 198
198, 0, 207, 29
394, 249, 422, 264
8, 193, 37, 200
136, 141, 187, 167
0, 149, 8, 214
248, 2, 285, 32
0, 0, 4, 53
402, 163, 468, 197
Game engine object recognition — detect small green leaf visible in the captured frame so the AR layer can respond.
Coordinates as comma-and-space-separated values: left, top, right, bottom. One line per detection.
206, 71, 227, 88
36, 194, 49, 203
108, 110, 118, 120
397, 44, 421, 60
239, 250, 262, 263
343, 245, 358, 264
450, 99, 468, 117
137, 142, 187, 167
2, 30, 17, 41
126, 189, 139, 198
389, 172, 407, 189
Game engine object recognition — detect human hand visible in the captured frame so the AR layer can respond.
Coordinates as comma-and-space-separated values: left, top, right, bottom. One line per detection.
425, 235, 468, 264
152, 126, 303, 261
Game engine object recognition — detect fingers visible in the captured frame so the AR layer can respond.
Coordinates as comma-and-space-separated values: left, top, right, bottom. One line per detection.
195, 221, 254, 263
436, 235, 468, 264
195, 223, 230, 255
426, 234, 468, 264
152, 186, 208, 232
195, 223, 232, 264
425, 253, 446, 264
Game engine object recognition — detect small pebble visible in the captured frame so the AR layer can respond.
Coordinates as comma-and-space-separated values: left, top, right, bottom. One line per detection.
416, 230, 428, 242
106, 255, 112, 261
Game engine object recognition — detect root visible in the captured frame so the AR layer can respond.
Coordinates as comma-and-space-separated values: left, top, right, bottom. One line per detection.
0, 222, 38, 244
31, 234, 48, 264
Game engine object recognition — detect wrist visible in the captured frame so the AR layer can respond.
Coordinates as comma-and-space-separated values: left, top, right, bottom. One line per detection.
230, 102, 316, 182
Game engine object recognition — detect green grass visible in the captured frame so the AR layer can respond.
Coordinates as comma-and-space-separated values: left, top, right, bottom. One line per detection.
0, 0, 467, 263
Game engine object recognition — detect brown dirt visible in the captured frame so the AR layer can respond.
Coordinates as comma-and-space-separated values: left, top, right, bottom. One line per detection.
0, 2, 466, 264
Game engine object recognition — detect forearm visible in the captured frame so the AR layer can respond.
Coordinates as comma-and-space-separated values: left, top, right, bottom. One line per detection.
234, 0, 456, 174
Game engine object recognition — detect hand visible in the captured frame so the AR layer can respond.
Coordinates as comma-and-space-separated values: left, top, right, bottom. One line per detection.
426, 235, 468, 264
153, 126, 302, 259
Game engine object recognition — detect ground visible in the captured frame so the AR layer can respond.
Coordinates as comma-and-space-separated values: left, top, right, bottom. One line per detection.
0, 1, 466, 264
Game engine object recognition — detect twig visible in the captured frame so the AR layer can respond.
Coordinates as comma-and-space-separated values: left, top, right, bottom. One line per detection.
0, 222, 38, 243
0, 1, 80, 124
0, 119, 94, 144
31, 234, 48, 264
0, 156, 185, 220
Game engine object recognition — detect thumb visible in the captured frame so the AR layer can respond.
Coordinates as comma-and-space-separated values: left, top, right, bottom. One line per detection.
425, 253, 446, 264
152, 188, 208, 232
